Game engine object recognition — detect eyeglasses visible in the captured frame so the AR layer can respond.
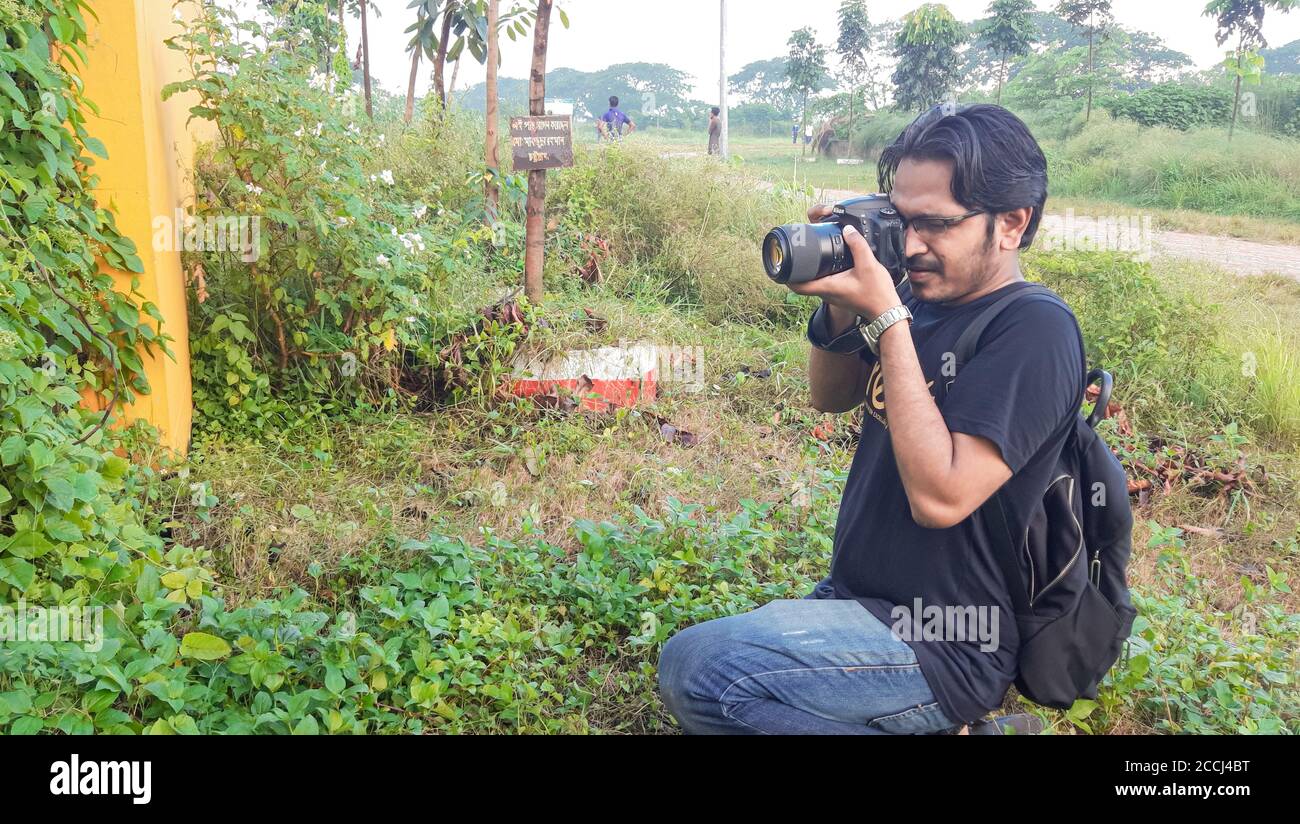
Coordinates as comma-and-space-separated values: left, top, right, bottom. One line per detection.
896, 208, 986, 239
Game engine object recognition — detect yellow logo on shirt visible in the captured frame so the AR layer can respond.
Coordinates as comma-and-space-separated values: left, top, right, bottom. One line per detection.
864, 361, 935, 430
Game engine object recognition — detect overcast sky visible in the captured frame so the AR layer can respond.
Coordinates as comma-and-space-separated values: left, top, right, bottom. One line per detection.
240, 1, 1300, 101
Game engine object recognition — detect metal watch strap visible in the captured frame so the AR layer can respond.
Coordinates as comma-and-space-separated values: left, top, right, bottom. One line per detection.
863, 304, 913, 355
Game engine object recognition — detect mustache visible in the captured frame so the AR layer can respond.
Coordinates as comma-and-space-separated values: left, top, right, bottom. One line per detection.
907, 256, 942, 272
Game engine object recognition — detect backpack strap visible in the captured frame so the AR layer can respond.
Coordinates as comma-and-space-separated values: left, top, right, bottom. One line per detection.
953, 284, 1070, 371
952, 283, 1089, 616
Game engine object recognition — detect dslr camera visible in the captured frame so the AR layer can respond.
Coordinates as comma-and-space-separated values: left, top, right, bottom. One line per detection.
762, 195, 907, 286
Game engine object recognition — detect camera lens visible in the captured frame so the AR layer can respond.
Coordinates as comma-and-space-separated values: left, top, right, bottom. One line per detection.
763, 230, 791, 281
763, 222, 851, 284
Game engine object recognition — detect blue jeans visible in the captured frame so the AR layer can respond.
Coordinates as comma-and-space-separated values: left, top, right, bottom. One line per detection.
657, 587, 960, 735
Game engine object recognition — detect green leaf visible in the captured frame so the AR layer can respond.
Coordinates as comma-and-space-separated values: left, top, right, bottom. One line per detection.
292, 714, 320, 735
43, 476, 76, 511
0, 436, 24, 467
11, 395, 45, 429
0, 558, 35, 591
179, 632, 232, 661
160, 570, 189, 589
4, 531, 55, 559
0, 690, 33, 714
9, 716, 43, 735
43, 517, 83, 543
136, 565, 160, 602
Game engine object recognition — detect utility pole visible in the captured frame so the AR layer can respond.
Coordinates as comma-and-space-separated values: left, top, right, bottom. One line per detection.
719, 0, 729, 159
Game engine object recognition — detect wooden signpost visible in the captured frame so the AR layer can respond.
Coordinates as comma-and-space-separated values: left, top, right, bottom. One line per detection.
510, 114, 574, 172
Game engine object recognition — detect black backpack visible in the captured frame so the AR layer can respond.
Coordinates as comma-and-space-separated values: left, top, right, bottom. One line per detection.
947, 283, 1138, 710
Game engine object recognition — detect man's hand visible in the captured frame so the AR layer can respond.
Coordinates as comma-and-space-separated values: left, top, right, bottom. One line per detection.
787, 207, 903, 323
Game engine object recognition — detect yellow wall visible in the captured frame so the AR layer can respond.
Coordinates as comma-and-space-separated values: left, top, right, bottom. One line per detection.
81, 0, 208, 455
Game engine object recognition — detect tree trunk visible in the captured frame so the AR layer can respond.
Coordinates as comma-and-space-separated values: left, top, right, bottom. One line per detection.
337, 0, 346, 74
1085, 30, 1094, 122
449, 56, 461, 102
1230, 56, 1242, 141
433, 1, 457, 109
800, 91, 808, 159
360, 0, 372, 118
1229, 35, 1244, 141
485, 0, 500, 221
404, 48, 420, 125
997, 54, 1006, 104
848, 90, 855, 151
524, 0, 554, 305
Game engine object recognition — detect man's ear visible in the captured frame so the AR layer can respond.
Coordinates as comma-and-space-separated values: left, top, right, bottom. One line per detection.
998, 207, 1033, 251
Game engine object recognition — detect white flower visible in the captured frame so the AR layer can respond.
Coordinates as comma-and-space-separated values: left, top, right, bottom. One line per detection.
377, 134, 386, 146
294, 126, 305, 138
380, 169, 394, 186
376, 254, 391, 268
246, 183, 263, 196
314, 122, 324, 137
172, 9, 183, 22
405, 316, 418, 324
412, 204, 428, 220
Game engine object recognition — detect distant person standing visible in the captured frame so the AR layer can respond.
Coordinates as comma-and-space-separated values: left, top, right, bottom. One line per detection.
598, 95, 635, 141
792, 122, 799, 144
708, 107, 722, 156
804, 123, 813, 146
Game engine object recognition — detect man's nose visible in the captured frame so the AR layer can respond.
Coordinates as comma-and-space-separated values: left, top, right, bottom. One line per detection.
903, 224, 929, 259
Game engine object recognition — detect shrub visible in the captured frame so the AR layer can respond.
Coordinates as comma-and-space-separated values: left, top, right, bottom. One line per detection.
166, 6, 494, 435
1104, 83, 1232, 131
548, 142, 808, 325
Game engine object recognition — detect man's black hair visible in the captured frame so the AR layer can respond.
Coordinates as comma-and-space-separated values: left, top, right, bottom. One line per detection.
878, 104, 1048, 250
609, 95, 619, 107
711, 106, 720, 116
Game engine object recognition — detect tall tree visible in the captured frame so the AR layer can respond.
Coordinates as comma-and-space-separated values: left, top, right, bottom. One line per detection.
1056, 0, 1113, 121
980, 0, 1037, 104
523, 0, 566, 303
786, 27, 828, 157
836, 0, 871, 146
891, 3, 964, 111
360, 0, 373, 117
433, 1, 461, 109
1204, 0, 1299, 139
405, 1, 441, 124
485, 0, 500, 218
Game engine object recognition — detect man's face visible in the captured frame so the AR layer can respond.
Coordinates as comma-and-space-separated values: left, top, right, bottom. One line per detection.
889, 157, 1002, 306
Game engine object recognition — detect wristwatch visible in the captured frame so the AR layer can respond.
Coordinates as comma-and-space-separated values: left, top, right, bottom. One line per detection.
861, 304, 913, 355
807, 301, 912, 356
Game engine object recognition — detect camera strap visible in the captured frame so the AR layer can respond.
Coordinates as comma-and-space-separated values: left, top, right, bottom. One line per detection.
806, 302, 872, 354
806, 279, 915, 356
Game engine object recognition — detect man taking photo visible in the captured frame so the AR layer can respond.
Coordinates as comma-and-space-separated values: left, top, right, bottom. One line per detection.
657, 104, 1085, 735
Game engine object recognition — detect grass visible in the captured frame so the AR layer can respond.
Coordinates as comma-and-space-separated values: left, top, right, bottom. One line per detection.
160, 118, 1300, 734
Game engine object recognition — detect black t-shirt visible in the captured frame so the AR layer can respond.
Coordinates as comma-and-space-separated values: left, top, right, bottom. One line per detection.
828, 278, 1085, 725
